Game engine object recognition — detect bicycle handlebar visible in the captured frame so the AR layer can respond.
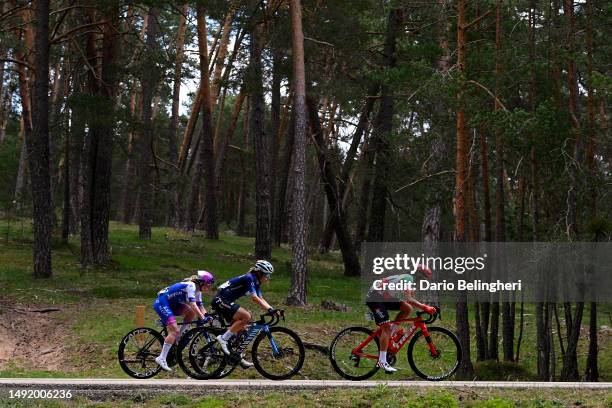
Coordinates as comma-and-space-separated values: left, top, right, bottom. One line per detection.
257, 309, 285, 326
416, 306, 441, 324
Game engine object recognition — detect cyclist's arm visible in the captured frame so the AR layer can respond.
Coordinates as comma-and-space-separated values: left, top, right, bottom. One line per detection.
189, 301, 206, 320
404, 294, 435, 313
186, 283, 206, 319
250, 293, 273, 311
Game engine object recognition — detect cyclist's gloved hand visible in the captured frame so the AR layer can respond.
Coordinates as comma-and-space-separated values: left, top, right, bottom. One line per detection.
268, 307, 278, 316
423, 305, 437, 315
203, 314, 213, 324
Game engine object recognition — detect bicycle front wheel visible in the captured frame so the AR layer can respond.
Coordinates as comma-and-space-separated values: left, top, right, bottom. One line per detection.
329, 327, 379, 381
252, 327, 305, 380
407, 326, 461, 381
117, 327, 163, 379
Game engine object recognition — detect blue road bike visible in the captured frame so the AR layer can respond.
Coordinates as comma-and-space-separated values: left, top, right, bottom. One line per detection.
181, 310, 305, 380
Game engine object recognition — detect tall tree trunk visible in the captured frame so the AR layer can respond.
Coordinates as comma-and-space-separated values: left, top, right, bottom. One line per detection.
61, 124, 70, 243
29, 0, 53, 277
184, 6, 217, 240
454, 0, 474, 377
563, 0, 582, 240
81, 6, 119, 266
69, 88, 84, 234
119, 85, 140, 224
559, 0, 584, 381
320, 84, 378, 253
13, 3, 34, 210
215, 91, 246, 192
249, 21, 271, 258
275, 111, 295, 245
237, 97, 249, 236
210, 5, 236, 103
560, 302, 584, 380
286, 0, 308, 306
167, 3, 188, 227
584, 0, 598, 382
137, 6, 160, 240
270, 49, 282, 248
307, 98, 361, 277
15, 119, 28, 209
367, 8, 403, 243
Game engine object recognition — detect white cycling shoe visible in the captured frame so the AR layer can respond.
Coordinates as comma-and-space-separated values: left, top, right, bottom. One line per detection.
376, 361, 397, 373
216, 336, 231, 355
155, 356, 172, 372
239, 358, 254, 369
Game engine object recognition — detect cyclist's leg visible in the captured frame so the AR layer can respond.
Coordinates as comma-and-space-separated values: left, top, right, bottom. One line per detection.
153, 297, 179, 369
221, 305, 249, 340
179, 305, 195, 337
367, 302, 391, 359
394, 301, 413, 322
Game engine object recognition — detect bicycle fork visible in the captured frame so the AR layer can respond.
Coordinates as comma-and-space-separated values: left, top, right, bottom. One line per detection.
419, 325, 440, 357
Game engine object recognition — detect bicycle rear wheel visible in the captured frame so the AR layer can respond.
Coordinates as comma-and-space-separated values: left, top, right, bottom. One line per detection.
406, 326, 461, 381
329, 327, 379, 381
118, 327, 163, 379
178, 328, 228, 380
252, 327, 305, 380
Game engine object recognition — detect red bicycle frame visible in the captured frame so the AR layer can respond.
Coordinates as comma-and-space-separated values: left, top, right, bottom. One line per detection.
351, 316, 438, 360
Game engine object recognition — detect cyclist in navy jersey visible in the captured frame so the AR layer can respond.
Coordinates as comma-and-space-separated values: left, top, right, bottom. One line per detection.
212, 260, 277, 368
152, 270, 215, 371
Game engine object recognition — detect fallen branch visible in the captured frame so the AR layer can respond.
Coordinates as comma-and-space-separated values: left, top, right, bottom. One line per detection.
303, 342, 329, 355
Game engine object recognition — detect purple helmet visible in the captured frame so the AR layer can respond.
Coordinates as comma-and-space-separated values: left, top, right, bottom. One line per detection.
194, 270, 215, 285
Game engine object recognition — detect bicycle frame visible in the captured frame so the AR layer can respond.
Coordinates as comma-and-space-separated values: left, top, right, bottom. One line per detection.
351, 316, 438, 360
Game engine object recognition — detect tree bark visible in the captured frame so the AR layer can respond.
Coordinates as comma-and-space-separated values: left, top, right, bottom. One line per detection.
367, 8, 402, 243
237, 97, 249, 236
80, 6, 119, 266
215, 91, 246, 192
167, 3, 189, 227
185, 6, 217, 239
563, 0, 582, 240
249, 21, 271, 258
137, 6, 161, 240
210, 5, 236, 103
584, 0, 598, 382
29, 0, 53, 277
270, 49, 283, 248
454, 0, 474, 377
286, 0, 308, 306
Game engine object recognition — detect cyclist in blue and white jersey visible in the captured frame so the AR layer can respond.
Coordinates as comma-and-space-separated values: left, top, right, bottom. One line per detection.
152, 270, 215, 371
211, 260, 278, 368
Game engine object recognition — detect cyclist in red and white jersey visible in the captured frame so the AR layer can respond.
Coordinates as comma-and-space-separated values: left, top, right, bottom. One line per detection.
365, 266, 436, 373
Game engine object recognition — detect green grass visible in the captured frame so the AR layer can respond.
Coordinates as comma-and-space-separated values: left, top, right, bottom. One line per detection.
0, 219, 610, 383
1, 388, 611, 408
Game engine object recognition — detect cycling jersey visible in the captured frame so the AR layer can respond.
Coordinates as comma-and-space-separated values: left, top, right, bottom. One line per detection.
159, 281, 203, 307
215, 273, 262, 303
153, 281, 202, 325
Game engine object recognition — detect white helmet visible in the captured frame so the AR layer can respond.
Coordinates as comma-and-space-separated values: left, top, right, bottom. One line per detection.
254, 260, 274, 276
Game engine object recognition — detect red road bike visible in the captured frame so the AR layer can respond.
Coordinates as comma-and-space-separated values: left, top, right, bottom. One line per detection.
329, 307, 461, 381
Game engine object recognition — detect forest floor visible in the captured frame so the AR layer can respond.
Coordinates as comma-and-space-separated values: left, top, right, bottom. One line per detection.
0, 220, 610, 387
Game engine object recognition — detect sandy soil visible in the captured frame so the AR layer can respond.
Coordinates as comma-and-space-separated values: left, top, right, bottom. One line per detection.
0, 300, 69, 371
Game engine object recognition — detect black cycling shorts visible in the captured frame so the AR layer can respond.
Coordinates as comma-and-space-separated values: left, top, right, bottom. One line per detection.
211, 297, 241, 323
366, 301, 402, 325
